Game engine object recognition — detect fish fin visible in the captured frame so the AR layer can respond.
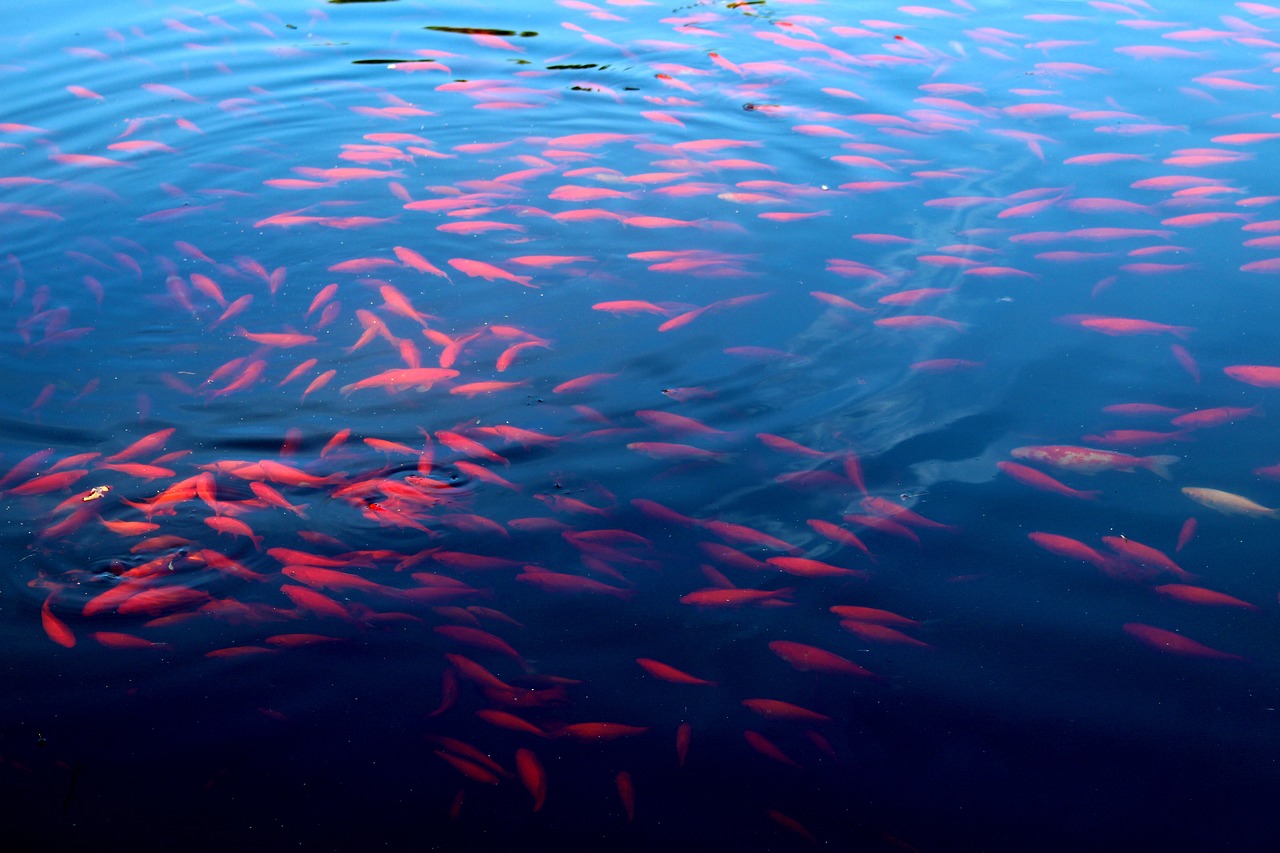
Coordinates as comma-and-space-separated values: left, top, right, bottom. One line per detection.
1143, 455, 1179, 480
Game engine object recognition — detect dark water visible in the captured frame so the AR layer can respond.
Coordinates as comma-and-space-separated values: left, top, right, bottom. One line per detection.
4, 0, 1280, 849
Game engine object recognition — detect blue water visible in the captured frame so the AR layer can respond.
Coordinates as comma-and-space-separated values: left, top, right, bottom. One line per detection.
4, 1, 1280, 849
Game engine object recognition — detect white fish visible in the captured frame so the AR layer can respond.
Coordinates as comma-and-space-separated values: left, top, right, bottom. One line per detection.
1182, 487, 1280, 518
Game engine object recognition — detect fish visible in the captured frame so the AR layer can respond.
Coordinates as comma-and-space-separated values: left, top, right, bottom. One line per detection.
515, 749, 547, 811
1011, 446, 1178, 478
1123, 623, 1243, 661
1027, 533, 1112, 571
1224, 364, 1280, 387
446, 258, 533, 287
339, 368, 459, 396
997, 461, 1101, 499
41, 596, 75, 648
636, 658, 716, 686
1181, 487, 1280, 518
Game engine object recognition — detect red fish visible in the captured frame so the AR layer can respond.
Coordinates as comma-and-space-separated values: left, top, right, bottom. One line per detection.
98, 463, 175, 480
741, 699, 831, 723
679, 587, 790, 607
636, 658, 716, 686
743, 731, 801, 769
768, 640, 876, 677
1154, 584, 1256, 609
765, 556, 867, 579
875, 315, 967, 331
627, 442, 728, 462
860, 496, 956, 531
1122, 623, 1243, 660
698, 519, 800, 553
1170, 406, 1259, 429
6, 469, 89, 496
997, 461, 1101, 500
1101, 536, 1196, 581
1224, 364, 1280, 387
556, 723, 648, 741
552, 372, 618, 394
236, 329, 316, 348
1027, 532, 1111, 571
831, 605, 919, 628
756, 433, 827, 457
116, 586, 212, 616
616, 771, 635, 822
675, 723, 692, 767
41, 596, 75, 648
515, 749, 547, 811
1068, 316, 1194, 339
339, 368, 458, 395
517, 571, 633, 598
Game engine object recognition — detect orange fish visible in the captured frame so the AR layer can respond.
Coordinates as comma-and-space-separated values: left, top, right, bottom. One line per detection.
516, 571, 633, 598
104, 428, 176, 463
204, 516, 263, 549
41, 596, 75, 648
116, 586, 212, 617
99, 518, 160, 536
380, 285, 437, 328
339, 368, 458, 395
806, 519, 873, 557
236, 329, 317, 348
393, 246, 451, 279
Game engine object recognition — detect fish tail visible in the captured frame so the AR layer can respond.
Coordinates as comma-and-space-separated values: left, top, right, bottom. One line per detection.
1143, 455, 1179, 480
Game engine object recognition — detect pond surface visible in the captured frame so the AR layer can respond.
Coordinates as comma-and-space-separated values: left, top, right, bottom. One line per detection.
4, 1, 1280, 850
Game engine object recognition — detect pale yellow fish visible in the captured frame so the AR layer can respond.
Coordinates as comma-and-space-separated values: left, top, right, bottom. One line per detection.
1182, 487, 1280, 518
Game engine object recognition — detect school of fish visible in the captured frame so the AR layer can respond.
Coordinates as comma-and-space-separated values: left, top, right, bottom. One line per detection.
4, 0, 1280, 848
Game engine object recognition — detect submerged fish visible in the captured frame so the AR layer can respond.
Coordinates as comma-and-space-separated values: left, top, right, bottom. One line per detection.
1011, 446, 1178, 479
1181, 487, 1280, 518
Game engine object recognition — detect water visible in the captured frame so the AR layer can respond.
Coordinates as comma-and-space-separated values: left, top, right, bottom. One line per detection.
4, 1, 1280, 849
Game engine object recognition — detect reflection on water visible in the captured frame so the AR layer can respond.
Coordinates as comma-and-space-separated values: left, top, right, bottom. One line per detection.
4, 0, 1280, 849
